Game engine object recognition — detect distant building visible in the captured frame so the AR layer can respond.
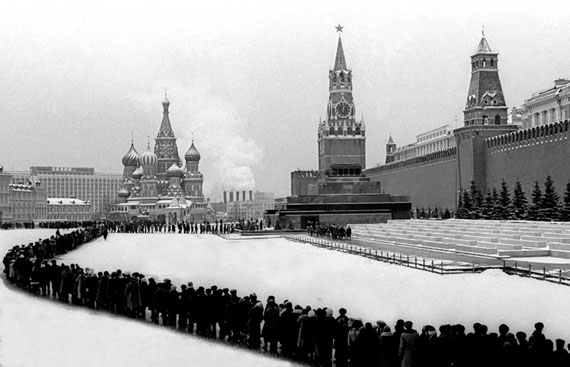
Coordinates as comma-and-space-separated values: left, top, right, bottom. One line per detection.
224, 190, 275, 221
46, 198, 91, 222
9, 180, 47, 222
0, 169, 13, 224
519, 78, 570, 129
384, 126, 456, 164
9, 166, 122, 218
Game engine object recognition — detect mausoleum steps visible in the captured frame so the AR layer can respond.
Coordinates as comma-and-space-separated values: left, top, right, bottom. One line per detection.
350, 220, 570, 260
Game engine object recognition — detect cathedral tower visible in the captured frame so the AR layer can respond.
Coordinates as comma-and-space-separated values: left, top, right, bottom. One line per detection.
183, 140, 204, 199
154, 94, 181, 181
318, 27, 366, 177
463, 30, 508, 126
121, 141, 139, 179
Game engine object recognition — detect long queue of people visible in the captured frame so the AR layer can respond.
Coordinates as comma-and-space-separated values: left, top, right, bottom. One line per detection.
4, 227, 570, 367
105, 220, 259, 235
1, 220, 97, 230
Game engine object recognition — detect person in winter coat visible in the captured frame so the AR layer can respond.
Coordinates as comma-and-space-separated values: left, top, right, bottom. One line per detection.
334, 316, 350, 367
95, 271, 108, 310
167, 284, 179, 327
278, 302, 298, 358
399, 321, 420, 367
178, 284, 190, 330
358, 322, 379, 367
315, 308, 336, 367
262, 296, 280, 353
348, 319, 364, 367
49, 260, 61, 299
125, 275, 142, 318
226, 289, 241, 342
297, 309, 317, 362
246, 294, 264, 349
59, 265, 73, 303
379, 325, 398, 367
416, 325, 437, 367
153, 281, 170, 325
146, 278, 158, 322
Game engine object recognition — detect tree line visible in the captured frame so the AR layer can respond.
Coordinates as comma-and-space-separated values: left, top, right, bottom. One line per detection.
455, 176, 570, 221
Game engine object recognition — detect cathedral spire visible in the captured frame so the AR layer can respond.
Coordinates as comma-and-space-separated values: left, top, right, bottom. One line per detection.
158, 93, 175, 138
334, 32, 347, 71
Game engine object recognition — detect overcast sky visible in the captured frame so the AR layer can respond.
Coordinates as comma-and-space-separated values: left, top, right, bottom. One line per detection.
1, 0, 569, 200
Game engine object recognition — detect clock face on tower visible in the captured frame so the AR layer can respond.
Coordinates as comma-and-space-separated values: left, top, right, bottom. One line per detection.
335, 102, 351, 118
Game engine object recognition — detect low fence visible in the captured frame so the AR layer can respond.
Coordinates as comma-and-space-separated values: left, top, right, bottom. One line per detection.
287, 235, 570, 286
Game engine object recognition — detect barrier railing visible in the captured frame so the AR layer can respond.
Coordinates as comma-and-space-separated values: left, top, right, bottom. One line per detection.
287, 235, 570, 286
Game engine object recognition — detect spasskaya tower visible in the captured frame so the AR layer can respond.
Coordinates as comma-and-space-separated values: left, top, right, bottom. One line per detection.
318, 25, 366, 178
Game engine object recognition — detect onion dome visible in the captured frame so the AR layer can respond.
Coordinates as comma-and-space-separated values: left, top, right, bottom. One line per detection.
166, 163, 183, 177
139, 146, 157, 166
122, 142, 140, 167
132, 166, 143, 178
162, 93, 170, 107
118, 187, 130, 198
185, 142, 201, 161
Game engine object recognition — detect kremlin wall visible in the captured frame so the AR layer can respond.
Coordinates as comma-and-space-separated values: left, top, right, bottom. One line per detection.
364, 32, 570, 212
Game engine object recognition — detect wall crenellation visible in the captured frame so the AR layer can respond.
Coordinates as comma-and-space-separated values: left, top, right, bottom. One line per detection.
487, 120, 570, 150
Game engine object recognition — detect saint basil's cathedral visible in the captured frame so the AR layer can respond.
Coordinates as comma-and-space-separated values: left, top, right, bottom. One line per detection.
111, 95, 213, 222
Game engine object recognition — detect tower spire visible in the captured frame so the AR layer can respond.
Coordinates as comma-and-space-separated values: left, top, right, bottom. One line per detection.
334, 26, 347, 71
475, 27, 492, 54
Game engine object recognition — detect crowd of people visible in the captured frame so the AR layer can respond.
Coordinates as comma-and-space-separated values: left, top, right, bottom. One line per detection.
3, 225, 570, 366
1, 220, 97, 230
104, 219, 263, 235
308, 223, 352, 240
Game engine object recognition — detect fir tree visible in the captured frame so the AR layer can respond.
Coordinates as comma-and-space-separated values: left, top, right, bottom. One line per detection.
527, 181, 542, 221
463, 189, 473, 218
481, 191, 495, 220
497, 180, 514, 220
469, 181, 483, 219
512, 180, 528, 220
456, 192, 468, 219
540, 175, 560, 221
560, 183, 570, 222
443, 208, 451, 219
491, 188, 502, 220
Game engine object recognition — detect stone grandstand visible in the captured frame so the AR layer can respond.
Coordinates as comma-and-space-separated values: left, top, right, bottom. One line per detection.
351, 220, 570, 261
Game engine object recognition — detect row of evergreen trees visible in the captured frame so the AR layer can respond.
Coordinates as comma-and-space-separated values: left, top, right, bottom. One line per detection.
455, 176, 570, 221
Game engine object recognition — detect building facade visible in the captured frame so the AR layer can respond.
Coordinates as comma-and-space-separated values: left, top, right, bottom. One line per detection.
47, 198, 91, 222
9, 181, 47, 222
0, 169, 13, 224
519, 78, 570, 129
112, 95, 213, 223
365, 32, 570, 211
225, 191, 275, 221
385, 125, 456, 164
9, 166, 122, 218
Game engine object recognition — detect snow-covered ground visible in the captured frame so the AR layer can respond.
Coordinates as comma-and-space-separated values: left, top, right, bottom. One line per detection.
0, 230, 296, 367
3, 231, 570, 366
60, 233, 570, 340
